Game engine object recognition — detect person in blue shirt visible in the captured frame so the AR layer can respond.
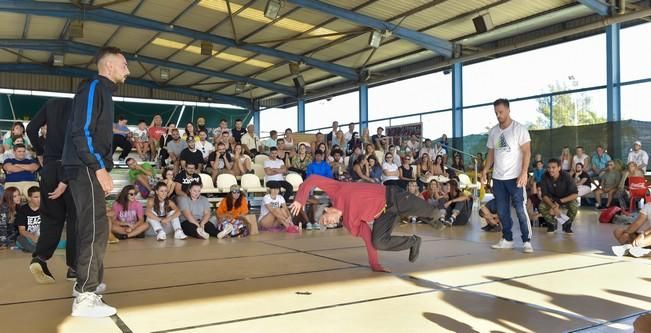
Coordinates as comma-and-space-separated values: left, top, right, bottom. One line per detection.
532, 160, 545, 184
306, 150, 332, 178
3, 144, 39, 182
591, 145, 612, 178
112, 115, 132, 162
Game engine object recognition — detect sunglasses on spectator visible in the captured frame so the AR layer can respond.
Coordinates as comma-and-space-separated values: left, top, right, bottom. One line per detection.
128, 192, 137, 196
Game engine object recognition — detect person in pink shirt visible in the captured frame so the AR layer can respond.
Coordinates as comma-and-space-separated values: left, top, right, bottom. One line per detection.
148, 115, 167, 160
110, 185, 148, 239
290, 175, 440, 272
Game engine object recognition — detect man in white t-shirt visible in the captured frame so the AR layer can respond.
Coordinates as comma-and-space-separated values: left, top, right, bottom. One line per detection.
344, 122, 355, 143
571, 145, 590, 173
627, 140, 648, 172
611, 202, 651, 258
481, 98, 533, 253
264, 147, 293, 202
258, 183, 299, 233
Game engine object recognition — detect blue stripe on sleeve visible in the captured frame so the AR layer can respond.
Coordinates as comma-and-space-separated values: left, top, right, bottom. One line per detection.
84, 80, 106, 169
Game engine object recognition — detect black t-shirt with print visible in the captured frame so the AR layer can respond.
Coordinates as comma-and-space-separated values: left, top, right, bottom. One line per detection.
174, 171, 202, 193
16, 204, 41, 234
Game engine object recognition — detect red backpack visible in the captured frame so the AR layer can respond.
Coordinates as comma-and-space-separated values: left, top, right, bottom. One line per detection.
599, 206, 621, 223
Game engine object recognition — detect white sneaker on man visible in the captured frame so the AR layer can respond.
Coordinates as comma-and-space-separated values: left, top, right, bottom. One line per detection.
628, 246, 651, 258
491, 238, 514, 250
71, 292, 116, 318
196, 228, 210, 240
72, 282, 107, 297
523, 242, 534, 253
174, 229, 188, 240
217, 224, 234, 239
156, 230, 166, 241
611, 244, 633, 257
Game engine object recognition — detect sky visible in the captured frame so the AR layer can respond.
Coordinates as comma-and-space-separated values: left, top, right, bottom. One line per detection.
259, 22, 651, 139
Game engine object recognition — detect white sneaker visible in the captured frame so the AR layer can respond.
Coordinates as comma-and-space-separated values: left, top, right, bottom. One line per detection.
196, 228, 210, 240
523, 242, 534, 253
156, 230, 166, 241
174, 229, 187, 240
71, 292, 117, 318
611, 244, 633, 257
72, 282, 107, 297
629, 247, 651, 258
306, 222, 313, 230
313, 223, 321, 231
491, 238, 514, 250
217, 224, 234, 239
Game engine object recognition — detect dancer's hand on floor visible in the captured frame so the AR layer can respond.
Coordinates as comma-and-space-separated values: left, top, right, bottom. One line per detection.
289, 201, 303, 216
371, 264, 391, 273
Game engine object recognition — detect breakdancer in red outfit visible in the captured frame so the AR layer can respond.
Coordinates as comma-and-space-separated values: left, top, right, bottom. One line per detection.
289, 175, 440, 272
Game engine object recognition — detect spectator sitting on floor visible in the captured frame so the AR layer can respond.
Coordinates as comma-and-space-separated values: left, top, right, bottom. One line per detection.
306, 150, 332, 179
180, 136, 205, 171
161, 167, 176, 199
421, 179, 446, 209
132, 119, 150, 161
439, 179, 471, 226
627, 140, 648, 172
126, 157, 155, 197
146, 181, 187, 241
158, 122, 176, 167
3, 143, 39, 182
594, 160, 622, 209
178, 182, 218, 239
479, 199, 501, 232
591, 145, 611, 177
148, 115, 166, 161
174, 162, 202, 197
15, 186, 48, 253
215, 185, 250, 239
258, 183, 300, 233
539, 158, 579, 234
110, 185, 148, 240
611, 202, 651, 258
572, 162, 592, 197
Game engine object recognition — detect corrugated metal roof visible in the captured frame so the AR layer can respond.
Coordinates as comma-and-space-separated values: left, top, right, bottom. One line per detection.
0, 0, 628, 104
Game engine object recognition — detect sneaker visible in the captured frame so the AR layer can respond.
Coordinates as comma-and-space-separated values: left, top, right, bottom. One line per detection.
108, 233, 120, 244
306, 222, 314, 230
174, 229, 187, 240
217, 224, 234, 239
547, 223, 556, 234
72, 282, 107, 297
286, 224, 300, 233
66, 267, 77, 281
156, 230, 167, 241
629, 247, 651, 258
196, 228, 210, 240
611, 244, 633, 257
408, 236, 422, 263
523, 242, 534, 253
71, 292, 117, 318
312, 223, 321, 231
443, 215, 456, 226
29, 258, 55, 284
491, 239, 514, 250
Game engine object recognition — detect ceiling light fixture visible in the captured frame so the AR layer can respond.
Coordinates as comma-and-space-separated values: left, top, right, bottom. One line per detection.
264, 0, 283, 20
369, 30, 383, 49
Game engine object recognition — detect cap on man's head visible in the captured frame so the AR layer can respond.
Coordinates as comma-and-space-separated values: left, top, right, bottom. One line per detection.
186, 136, 194, 142
634, 140, 642, 146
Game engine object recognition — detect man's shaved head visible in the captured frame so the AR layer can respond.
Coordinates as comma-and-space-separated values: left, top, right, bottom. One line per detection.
95, 46, 130, 84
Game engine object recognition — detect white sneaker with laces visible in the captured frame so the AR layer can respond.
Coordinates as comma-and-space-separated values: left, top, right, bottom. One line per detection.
156, 230, 166, 241
72, 282, 107, 297
628, 246, 651, 258
71, 292, 116, 318
611, 244, 633, 257
174, 229, 187, 240
196, 228, 210, 240
217, 224, 234, 239
523, 242, 534, 253
491, 238, 514, 250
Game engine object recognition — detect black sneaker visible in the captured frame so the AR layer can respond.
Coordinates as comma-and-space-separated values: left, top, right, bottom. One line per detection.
546, 222, 556, 234
562, 223, 573, 234
29, 258, 55, 284
408, 236, 422, 263
115, 233, 128, 240
66, 267, 78, 281
442, 216, 455, 227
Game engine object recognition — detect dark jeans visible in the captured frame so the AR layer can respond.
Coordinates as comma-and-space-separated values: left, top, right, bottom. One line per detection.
112, 134, 132, 159
267, 180, 293, 202
17, 235, 36, 253
69, 167, 107, 293
33, 161, 77, 269
181, 220, 219, 238
493, 178, 531, 242
372, 186, 436, 251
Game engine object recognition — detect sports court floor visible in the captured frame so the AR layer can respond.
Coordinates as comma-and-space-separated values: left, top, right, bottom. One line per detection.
0, 208, 649, 333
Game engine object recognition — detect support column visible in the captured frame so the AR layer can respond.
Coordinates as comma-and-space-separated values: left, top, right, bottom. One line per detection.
451, 62, 463, 150
359, 83, 368, 132
606, 23, 622, 159
253, 108, 261, 137
297, 98, 305, 132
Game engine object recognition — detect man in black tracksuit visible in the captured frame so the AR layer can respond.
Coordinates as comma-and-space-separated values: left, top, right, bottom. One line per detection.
63, 47, 129, 318
26, 98, 78, 283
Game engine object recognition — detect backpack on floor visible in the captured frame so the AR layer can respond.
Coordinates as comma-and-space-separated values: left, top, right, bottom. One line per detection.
599, 206, 621, 224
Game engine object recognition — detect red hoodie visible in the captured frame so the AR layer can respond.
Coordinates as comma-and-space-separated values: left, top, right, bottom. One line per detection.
294, 175, 387, 236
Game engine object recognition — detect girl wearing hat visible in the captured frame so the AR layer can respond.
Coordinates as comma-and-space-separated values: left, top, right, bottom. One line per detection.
215, 185, 250, 238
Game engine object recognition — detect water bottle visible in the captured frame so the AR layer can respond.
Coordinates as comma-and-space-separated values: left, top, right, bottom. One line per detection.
298, 222, 303, 233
